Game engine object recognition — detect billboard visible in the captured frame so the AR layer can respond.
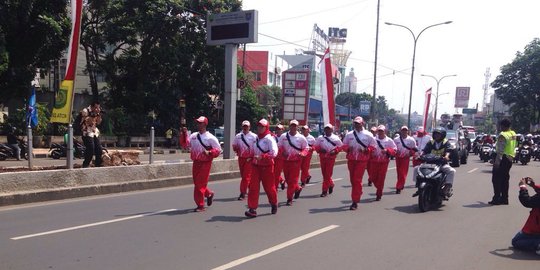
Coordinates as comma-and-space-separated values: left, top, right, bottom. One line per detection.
455, 87, 470, 108
206, 10, 258, 45
282, 71, 310, 125
359, 101, 371, 116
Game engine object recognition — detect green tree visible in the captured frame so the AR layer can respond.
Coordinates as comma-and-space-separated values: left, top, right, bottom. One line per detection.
0, 0, 70, 102
491, 38, 540, 133
256, 85, 282, 123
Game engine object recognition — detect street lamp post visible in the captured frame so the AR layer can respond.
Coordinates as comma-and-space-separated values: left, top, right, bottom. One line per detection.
421, 74, 457, 130
385, 21, 452, 128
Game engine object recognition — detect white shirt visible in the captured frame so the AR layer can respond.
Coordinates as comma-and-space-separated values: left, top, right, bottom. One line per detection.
278, 131, 308, 161
252, 134, 278, 166
394, 135, 417, 158
232, 131, 257, 158
314, 134, 343, 159
343, 129, 377, 161
415, 135, 433, 153
373, 136, 397, 162
189, 131, 221, 161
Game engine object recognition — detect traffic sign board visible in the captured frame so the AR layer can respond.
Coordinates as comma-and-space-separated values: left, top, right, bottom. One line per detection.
462, 108, 477, 114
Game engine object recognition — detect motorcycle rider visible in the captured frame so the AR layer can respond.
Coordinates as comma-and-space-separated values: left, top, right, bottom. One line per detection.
482, 134, 494, 145
6, 127, 21, 160
412, 127, 455, 197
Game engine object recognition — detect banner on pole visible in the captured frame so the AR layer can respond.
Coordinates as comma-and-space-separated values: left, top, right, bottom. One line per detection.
319, 48, 336, 126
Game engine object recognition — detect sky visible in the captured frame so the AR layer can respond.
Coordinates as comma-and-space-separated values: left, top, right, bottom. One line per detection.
242, 0, 540, 116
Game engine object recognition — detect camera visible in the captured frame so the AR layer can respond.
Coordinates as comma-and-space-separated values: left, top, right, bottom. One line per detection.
525, 177, 535, 187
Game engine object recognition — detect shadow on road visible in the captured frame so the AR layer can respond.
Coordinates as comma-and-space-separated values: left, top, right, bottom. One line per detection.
309, 206, 350, 214
490, 247, 540, 260
463, 201, 492, 208
213, 197, 239, 203
115, 208, 194, 217
390, 205, 421, 214
301, 194, 324, 199
206, 215, 245, 223
481, 170, 492, 174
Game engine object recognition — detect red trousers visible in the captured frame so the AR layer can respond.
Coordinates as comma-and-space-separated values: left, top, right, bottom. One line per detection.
274, 158, 284, 189
248, 164, 278, 209
238, 157, 252, 194
370, 160, 390, 197
192, 161, 213, 207
366, 160, 373, 182
320, 157, 336, 192
283, 160, 302, 200
300, 153, 313, 184
395, 156, 410, 190
347, 160, 368, 203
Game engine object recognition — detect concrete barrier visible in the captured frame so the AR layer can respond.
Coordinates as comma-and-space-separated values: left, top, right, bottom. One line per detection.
0, 153, 347, 206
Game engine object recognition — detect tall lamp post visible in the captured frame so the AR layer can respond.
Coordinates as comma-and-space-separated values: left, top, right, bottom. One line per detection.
421, 74, 457, 130
385, 21, 452, 128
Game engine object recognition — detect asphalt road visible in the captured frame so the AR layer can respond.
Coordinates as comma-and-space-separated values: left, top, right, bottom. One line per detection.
1, 155, 539, 270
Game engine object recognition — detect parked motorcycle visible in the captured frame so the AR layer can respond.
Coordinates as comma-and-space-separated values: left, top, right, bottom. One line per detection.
49, 141, 85, 159
0, 139, 28, 160
518, 144, 532, 165
479, 143, 493, 162
413, 154, 452, 212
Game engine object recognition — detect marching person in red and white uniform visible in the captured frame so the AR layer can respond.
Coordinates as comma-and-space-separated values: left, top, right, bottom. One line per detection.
413, 127, 432, 167
278, 120, 308, 206
300, 125, 316, 187
273, 124, 286, 190
367, 126, 378, 187
314, 123, 343, 197
188, 116, 222, 212
393, 126, 418, 194
232, 120, 257, 201
342, 116, 377, 210
370, 125, 397, 201
245, 119, 279, 218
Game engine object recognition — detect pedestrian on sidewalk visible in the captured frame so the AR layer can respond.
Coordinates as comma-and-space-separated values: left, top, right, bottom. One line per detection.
489, 118, 517, 205
342, 116, 376, 210
511, 177, 540, 255
273, 124, 286, 190
232, 120, 257, 201
245, 119, 278, 218
278, 120, 308, 206
313, 124, 343, 197
370, 125, 396, 201
300, 125, 316, 187
81, 101, 103, 168
394, 126, 417, 194
188, 116, 221, 212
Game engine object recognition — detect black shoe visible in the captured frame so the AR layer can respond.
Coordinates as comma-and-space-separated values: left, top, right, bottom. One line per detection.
245, 209, 257, 218
329, 185, 334, 194
193, 206, 205, 212
367, 181, 372, 186
396, 189, 401, 194
320, 191, 328, 197
280, 180, 286, 190
271, 204, 278, 214
412, 191, 419, 197
306, 176, 311, 184
207, 192, 214, 206
286, 199, 293, 206
294, 188, 302, 199
300, 182, 306, 187
237, 193, 246, 201
350, 202, 358, 210
375, 196, 381, 201
488, 198, 501, 205
499, 199, 509, 205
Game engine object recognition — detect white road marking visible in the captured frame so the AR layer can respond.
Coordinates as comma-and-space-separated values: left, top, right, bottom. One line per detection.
467, 168, 478, 173
11, 208, 178, 240
212, 225, 340, 270
306, 178, 343, 187
388, 167, 396, 170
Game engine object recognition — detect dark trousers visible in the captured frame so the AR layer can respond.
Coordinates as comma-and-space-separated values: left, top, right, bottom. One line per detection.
491, 155, 512, 201
83, 135, 102, 168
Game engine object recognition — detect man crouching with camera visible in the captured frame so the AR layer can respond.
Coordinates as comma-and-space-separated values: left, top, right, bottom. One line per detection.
81, 101, 103, 168
512, 177, 540, 255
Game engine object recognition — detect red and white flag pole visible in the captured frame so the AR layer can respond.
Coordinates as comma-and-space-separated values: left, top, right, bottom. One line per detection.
319, 48, 336, 126
422, 88, 432, 131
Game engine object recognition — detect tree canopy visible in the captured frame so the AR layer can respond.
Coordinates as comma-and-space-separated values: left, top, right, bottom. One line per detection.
491, 38, 540, 133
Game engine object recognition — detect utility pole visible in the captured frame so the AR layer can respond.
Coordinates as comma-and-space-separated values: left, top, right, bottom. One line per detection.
371, 0, 381, 124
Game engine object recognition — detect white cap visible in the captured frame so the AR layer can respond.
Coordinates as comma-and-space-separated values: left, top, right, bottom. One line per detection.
242, 120, 250, 126
377, 125, 386, 131
257, 119, 269, 127
324, 123, 334, 130
353, 116, 364, 124
289, 119, 299, 126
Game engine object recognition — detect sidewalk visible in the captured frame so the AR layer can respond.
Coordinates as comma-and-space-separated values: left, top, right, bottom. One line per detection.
29, 147, 185, 158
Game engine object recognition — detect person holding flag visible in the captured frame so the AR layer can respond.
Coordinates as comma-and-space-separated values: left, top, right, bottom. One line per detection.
188, 116, 221, 212
370, 125, 397, 201
314, 124, 343, 197
342, 116, 377, 210
278, 120, 308, 206
394, 126, 418, 194
300, 125, 316, 187
245, 119, 279, 218
232, 120, 257, 201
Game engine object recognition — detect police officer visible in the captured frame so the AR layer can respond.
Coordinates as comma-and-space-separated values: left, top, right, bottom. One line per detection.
489, 119, 517, 205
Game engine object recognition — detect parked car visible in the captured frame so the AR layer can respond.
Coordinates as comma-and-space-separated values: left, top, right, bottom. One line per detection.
446, 130, 468, 167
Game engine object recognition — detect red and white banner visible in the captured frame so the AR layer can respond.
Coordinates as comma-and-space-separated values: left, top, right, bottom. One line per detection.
422, 88, 432, 131
320, 48, 336, 126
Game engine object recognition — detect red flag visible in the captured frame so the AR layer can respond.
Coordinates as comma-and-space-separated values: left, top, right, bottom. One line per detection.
422, 88, 432, 130
320, 48, 336, 126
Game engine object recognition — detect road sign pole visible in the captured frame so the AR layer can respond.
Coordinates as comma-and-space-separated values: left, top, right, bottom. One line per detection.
223, 44, 237, 159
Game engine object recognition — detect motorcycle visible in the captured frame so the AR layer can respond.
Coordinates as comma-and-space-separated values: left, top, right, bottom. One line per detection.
49, 141, 85, 159
479, 143, 493, 162
518, 145, 532, 165
0, 140, 28, 160
413, 154, 452, 212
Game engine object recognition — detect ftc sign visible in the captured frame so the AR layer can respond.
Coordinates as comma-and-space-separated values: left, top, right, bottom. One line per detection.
328, 27, 348, 38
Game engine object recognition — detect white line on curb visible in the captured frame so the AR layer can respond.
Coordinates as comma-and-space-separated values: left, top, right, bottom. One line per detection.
212, 225, 340, 270
467, 168, 478, 173
11, 208, 178, 240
